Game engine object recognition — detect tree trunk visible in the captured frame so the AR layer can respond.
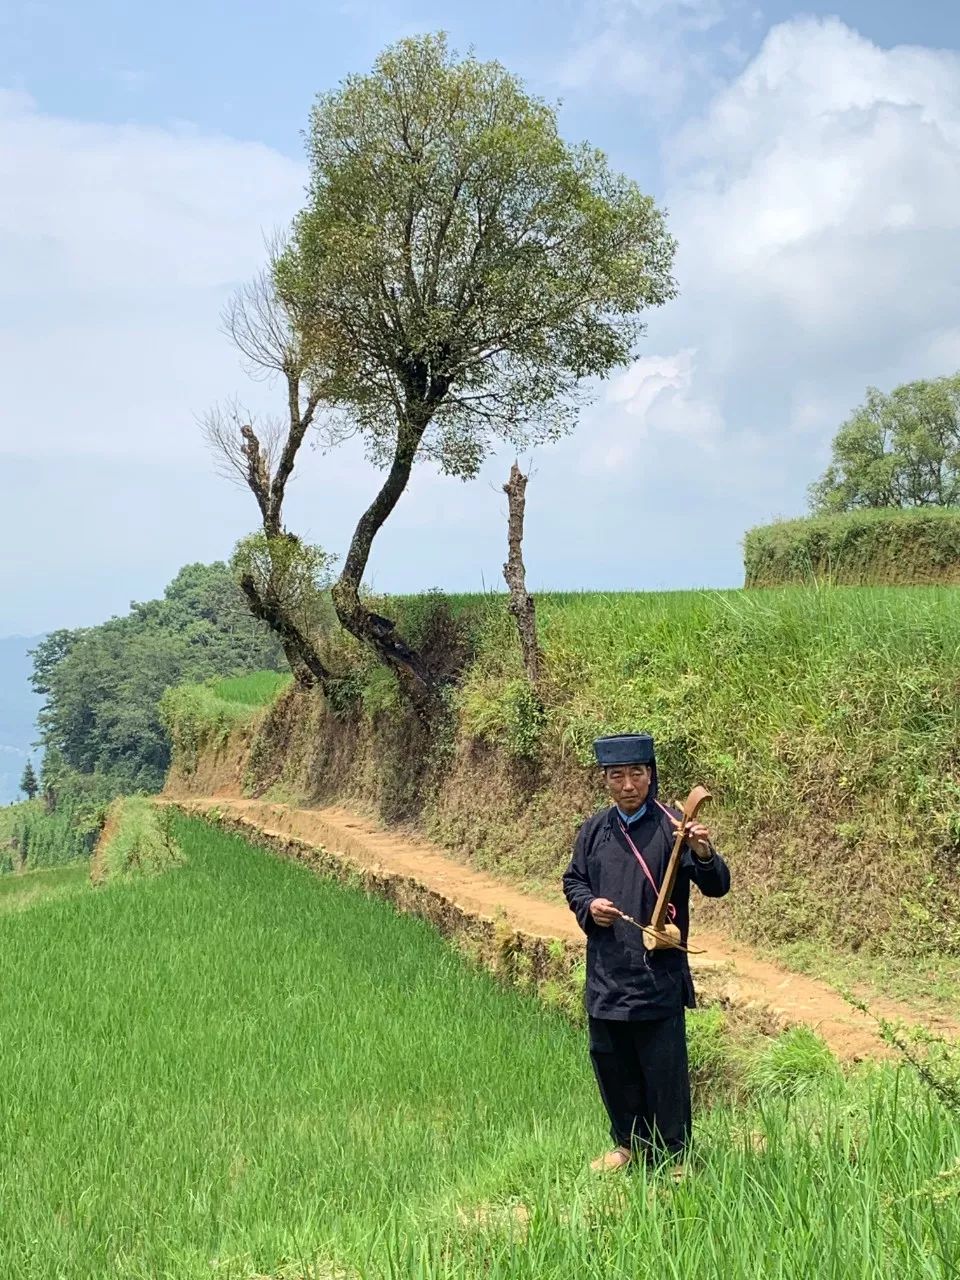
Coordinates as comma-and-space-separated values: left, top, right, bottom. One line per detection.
502, 462, 541, 687
238, 574, 333, 692
331, 423, 436, 706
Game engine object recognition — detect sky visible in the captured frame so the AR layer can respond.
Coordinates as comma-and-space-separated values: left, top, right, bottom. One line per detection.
1, 0, 959, 635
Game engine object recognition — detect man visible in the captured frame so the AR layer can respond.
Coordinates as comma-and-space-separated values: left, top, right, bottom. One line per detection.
562, 733, 730, 1173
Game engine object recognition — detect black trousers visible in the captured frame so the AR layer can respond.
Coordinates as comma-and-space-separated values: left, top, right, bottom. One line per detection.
588, 1013, 691, 1161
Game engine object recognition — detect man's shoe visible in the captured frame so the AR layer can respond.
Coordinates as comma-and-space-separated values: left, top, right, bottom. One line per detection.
590, 1145, 632, 1172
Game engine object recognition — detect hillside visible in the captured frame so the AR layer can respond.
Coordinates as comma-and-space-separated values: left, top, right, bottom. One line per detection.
0, 635, 42, 805
163, 585, 960, 982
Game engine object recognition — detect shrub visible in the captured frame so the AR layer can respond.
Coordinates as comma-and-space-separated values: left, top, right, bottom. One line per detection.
744, 508, 960, 587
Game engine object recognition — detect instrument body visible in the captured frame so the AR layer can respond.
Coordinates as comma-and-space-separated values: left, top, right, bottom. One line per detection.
641, 785, 712, 951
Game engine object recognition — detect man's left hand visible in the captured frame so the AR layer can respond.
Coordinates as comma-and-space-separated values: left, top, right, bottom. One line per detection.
683, 821, 714, 860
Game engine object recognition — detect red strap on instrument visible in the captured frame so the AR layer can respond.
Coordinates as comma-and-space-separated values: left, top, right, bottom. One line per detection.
617, 819, 677, 923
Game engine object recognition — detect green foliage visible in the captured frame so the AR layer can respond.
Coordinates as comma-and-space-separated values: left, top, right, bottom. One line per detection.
811, 374, 960, 512
1, 815, 958, 1277
0, 863, 90, 916
844, 992, 960, 1116
159, 681, 270, 775
360, 664, 401, 719
95, 797, 184, 883
31, 561, 286, 795
686, 1007, 736, 1096
277, 31, 676, 474
209, 671, 293, 707
507, 587, 959, 834
18, 761, 37, 800
230, 531, 338, 636
3, 776, 110, 873
460, 676, 545, 760
743, 507, 960, 586
312, 587, 482, 716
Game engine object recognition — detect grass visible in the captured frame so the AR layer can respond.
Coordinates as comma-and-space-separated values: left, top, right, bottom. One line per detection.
211, 671, 292, 707
448, 585, 960, 956
158, 674, 289, 776
746, 1026, 843, 1099
93, 795, 184, 884
0, 860, 90, 914
1, 814, 959, 1279
770, 940, 960, 1013
744, 506, 960, 586
389, 584, 960, 831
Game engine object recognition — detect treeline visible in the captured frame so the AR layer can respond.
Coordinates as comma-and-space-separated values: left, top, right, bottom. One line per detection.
31, 561, 285, 797
2, 562, 288, 873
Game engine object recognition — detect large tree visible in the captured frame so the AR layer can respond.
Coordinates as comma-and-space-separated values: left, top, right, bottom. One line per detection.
810, 374, 960, 513
276, 32, 676, 701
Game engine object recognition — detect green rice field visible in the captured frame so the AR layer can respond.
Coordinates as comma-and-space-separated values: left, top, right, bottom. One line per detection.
1, 815, 958, 1279
211, 671, 293, 706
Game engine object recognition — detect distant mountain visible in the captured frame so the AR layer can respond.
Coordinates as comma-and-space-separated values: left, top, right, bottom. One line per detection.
0, 636, 43, 805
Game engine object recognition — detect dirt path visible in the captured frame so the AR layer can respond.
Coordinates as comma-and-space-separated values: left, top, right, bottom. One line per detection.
173, 794, 958, 1061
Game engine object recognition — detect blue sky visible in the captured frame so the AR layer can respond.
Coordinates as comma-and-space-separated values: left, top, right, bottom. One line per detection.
1, 0, 959, 634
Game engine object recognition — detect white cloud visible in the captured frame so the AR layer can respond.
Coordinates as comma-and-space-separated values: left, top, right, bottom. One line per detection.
672, 21, 960, 281
556, 0, 743, 109
0, 90, 305, 298
0, 91, 306, 462
0, 94, 318, 630
557, 15, 960, 569
628, 17, 960, 501
586, 350, 723, 470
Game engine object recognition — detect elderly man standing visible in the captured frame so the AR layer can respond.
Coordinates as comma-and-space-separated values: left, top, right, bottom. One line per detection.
562, 733, 731, 1173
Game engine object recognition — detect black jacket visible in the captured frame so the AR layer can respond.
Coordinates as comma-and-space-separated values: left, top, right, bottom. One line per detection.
562, 804, 731, 1020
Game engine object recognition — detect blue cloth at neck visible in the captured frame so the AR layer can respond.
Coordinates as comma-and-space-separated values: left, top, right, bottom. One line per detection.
616, 803, 647, 825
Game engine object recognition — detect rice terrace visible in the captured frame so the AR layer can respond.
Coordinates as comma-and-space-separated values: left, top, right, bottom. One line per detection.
4, 11, 960, 1280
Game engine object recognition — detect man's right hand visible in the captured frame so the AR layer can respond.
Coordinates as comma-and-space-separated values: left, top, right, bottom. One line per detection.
589, 897, 620, 927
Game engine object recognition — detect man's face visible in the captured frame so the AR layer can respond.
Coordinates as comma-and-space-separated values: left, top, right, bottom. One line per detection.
604, 763, 652, 815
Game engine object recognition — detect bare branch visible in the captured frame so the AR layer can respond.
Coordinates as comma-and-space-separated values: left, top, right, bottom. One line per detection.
202, 401, 285, 490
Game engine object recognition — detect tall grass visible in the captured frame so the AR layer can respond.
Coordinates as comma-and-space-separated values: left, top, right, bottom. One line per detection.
0, 815, 957, 1279
744, 506, 960, 586
494, 586, 960, 799
92, 795, 184, 884
0, 793, 104, 873
0, 861, 89, 914
449, 586, 960, 953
